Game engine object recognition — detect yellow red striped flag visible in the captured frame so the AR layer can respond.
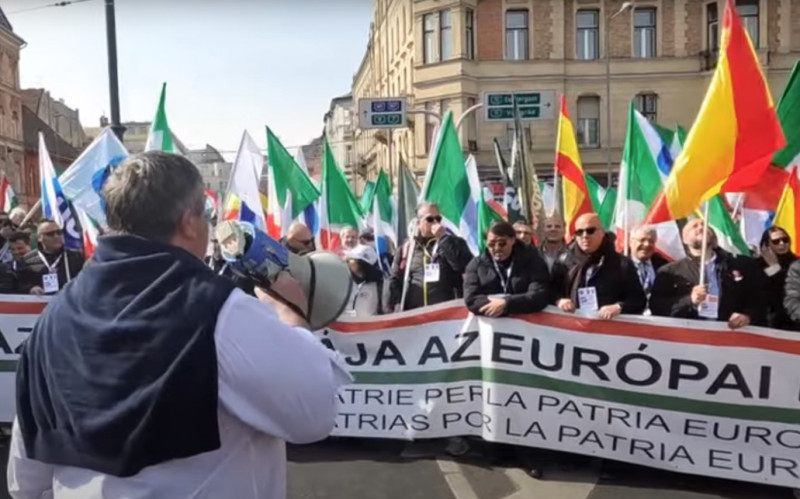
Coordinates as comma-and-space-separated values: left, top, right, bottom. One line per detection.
554, 95, 593, 238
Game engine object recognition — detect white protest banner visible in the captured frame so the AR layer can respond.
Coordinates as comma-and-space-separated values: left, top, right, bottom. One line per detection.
0, 297, 798, 489
317, 301, 800, 489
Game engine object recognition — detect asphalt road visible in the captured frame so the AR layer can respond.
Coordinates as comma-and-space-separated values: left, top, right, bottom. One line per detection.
0, 437, 792, 498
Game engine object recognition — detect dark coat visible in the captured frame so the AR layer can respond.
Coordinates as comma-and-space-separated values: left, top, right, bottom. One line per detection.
463, 242, 550, 316
782, 259, 800, 329
758, 255, 796, 330
550, 237, 647, 314
387, 234, 473, 311
649, 249, 765, 323
16, 248, 84, 294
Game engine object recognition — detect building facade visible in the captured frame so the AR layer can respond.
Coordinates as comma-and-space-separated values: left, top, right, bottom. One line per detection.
323, 94, 359, 190
353, 0, 799, 186
85, 118, 188, 155
0, 8, 25, 200
187, 144, 232, 194
21, 89, 87, 150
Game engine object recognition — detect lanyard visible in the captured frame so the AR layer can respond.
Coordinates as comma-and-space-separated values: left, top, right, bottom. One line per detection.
492, 259, 513, 294
421, 240, 439, 262
38, 251, 63, 274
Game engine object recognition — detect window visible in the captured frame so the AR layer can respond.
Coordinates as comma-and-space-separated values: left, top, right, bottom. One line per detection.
736, 0, 759, 48
465, 9, 475, 60
423, 13, 437, 63
505, 10, 529, 60
425, 101, 439, 152
576, 10, 600, 60
633, 8, 657, 58
576, 96, 600, 148
440, 9, 452, 60
635, 93, 658, 122
466, 97, 478, 144
707, 3, 719, 53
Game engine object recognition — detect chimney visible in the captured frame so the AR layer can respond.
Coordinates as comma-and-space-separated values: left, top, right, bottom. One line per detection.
100, 115, 109, 127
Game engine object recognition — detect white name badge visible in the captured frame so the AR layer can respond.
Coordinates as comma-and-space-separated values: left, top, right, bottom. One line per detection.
424, 263, 441, 283
577, 286, 599, 312
42, 273, 59, 294
698, 294, 720, 319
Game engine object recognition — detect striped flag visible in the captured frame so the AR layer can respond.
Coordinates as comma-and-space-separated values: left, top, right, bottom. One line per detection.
0, 176, 16, 213
39, 133, 82, 251
773, 167, 800, 255
221, 131, 266, 231
144, 83, 179, 154
318, 137, 363, 251
647, 0, 785, 223
554, 96, 593, 238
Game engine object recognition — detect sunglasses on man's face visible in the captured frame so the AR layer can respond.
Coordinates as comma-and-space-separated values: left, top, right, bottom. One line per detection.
424, 215, 442, 223
487, 240, 509, 249
41, 230, 63, 237
574, 227, 599, 237
771, 237, 790, 245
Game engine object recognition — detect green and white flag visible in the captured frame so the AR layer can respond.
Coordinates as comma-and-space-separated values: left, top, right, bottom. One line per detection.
613, 102, 685, 261
585, 175, 615, 231
144, 83, 179, 154
319, 137, 363, 250
706, 195, 751, 256
773, 61, 800, 169
478, 187, 503, 253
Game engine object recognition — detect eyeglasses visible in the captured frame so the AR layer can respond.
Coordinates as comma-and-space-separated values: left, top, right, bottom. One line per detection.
41, 230, 63, 237
574, 227, 599, 237
298, 238, 315, 247
771, 237, 790, 245
424, 215, 442, 223
487, 240, 508, 248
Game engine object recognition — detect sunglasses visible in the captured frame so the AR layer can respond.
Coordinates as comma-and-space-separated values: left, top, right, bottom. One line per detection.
771, 237, 790, 245
41, 230, 63, 237
574, 227, 599, 237
424, 215, 442, 223
298, 238, 315, 247
487, 240, 508, 248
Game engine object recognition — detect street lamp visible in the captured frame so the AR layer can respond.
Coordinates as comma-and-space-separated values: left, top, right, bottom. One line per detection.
604, 1, 633, 185
104, 0, 125, 140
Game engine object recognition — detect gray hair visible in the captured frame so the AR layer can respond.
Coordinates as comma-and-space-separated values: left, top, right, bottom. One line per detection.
416, 201, 439, 216
103, 151, 205, 243
631, 225, 658, 240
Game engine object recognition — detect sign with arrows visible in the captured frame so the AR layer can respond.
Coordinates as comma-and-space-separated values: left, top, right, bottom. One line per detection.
484, 90, 556, 122
358, 98, 407, 129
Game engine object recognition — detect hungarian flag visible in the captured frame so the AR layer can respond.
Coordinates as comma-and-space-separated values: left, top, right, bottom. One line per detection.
144, 83, 179, 154
706, 195, 751, 256
646, 0, 784, 223
0, 176, 16, 213
554, 96, 593, 238
477, 187, 503, 253
318, 137, 363, 251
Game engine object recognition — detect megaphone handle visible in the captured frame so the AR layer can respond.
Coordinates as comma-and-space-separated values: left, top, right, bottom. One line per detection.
256, 284, 309, 324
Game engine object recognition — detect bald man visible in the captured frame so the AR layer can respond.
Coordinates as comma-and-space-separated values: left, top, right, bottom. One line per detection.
283, 222, 315, 255
649, 219, 764, 329
539, 216, 566, 271
550, 213, 646, 320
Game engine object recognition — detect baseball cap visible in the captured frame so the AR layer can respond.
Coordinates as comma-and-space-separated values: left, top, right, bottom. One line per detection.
344, 244, 379, 266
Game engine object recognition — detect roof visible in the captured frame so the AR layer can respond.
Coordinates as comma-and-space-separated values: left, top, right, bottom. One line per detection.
21, 89, 43, 115
0, 6, 13, 34
22, 106, 80, 161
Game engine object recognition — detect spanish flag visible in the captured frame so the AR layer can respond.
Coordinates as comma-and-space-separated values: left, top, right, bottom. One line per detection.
773, 167, 800, 254
555, 95, 593, 238
646, 0, 785, 223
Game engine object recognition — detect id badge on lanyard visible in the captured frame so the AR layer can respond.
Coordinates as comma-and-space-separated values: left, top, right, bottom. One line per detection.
492, 260, 513, 294
39, 252, 63, 294
423, 241, 440, 283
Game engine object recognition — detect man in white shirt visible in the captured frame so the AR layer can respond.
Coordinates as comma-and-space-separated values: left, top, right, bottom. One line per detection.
9, 151, 351, 499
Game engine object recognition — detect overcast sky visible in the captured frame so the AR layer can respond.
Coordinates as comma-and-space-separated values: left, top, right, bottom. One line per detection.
4, 0, 371, 155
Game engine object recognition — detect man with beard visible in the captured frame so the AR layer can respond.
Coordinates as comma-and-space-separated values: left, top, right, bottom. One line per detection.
550, 213, 646, 319
650, 219, 764, 328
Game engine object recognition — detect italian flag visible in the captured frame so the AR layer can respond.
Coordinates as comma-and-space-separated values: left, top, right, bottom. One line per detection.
706, 195, 751, 256
318, 137, 362, 251
0, 177, 17, 213
144, 83, 179, 154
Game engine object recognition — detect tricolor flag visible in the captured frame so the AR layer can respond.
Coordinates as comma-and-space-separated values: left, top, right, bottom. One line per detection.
73, 204, 100, 259
318, 137, 363, 251
773, 167, 800, 255
396, 157, 419, 248
420, 111, 480, 254
144, 83, 179, 154
265, 127, 320, 239
0, 176, 17, 213
646, 0, 785, 223
59, 127, 129, 228
371, 170, 395, 274
613, 103, 686, 261
204, 189, 219, 220
554, 96, 593, 238
477, 187, 503, 253
39, 133, 82, 251
706, 195, 751, 256
222, 131, 266, 231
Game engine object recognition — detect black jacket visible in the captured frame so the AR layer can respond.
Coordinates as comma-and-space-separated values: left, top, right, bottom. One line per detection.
387, 234, 473, 310
16, 248, 84, 294
463, 242, 550, 316
758, 255, 796, 330
550, 236, 646, 314
650, 248, 765, 323
782, 259, 800, 329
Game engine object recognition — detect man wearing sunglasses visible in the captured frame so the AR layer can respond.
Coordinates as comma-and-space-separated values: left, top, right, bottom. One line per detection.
16, 219, 84, 295
650, 218, 764, 329
550, 213, 646, 320
282, 221, 316, 256
387, 202, 472, 312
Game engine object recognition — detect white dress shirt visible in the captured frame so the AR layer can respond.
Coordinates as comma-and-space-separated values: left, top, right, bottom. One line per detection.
7, 289, 352, 499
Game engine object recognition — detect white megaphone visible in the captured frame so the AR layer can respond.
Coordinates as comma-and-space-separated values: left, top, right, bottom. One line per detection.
215, 220, 352, 330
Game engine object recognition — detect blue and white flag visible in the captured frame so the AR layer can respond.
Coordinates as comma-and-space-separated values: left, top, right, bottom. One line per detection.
59, 128, 128, 228
39, 133, 81, 251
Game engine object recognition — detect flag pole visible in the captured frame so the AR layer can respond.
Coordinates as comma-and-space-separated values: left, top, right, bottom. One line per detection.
698, 201, 711, 288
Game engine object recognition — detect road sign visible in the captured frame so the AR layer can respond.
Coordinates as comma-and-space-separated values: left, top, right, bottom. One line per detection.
483, 90, 556, 122
358, 98, 407, 129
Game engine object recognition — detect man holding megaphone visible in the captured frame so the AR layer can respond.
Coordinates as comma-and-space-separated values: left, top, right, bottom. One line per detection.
9, 152, 351, 499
